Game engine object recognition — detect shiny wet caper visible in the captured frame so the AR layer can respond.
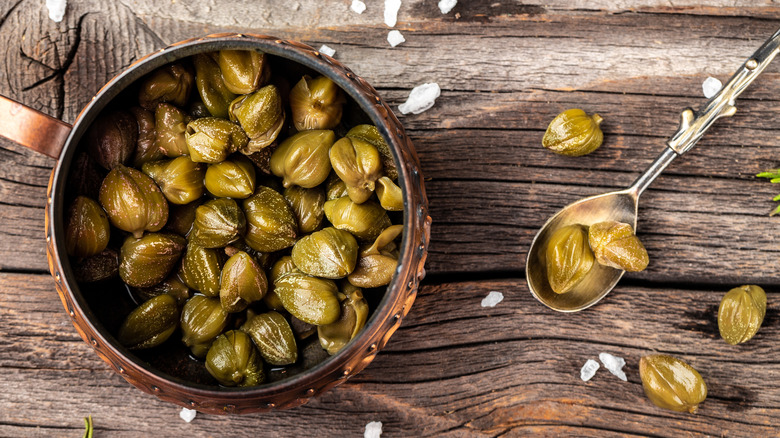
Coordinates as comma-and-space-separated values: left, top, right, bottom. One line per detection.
117, 294, 179, 350
274, 271, 341, 325
141, 156, 206, 205
241, 311, 298, 365
99, 164, 169, 238
545, 224, 594, 294
181, 294, 229, 358
180, 243, 224, 297
220, 251, 268, 313
292, 227, 358, 279
185, 117, 249, 163
270, 130, 335, 188
65, 196, 110, 259
289, 75, 345, 131
119, 233, 185, 288
243, 186, 298, 252
718, 285, 766, 345
588, 221, 649, 272
318, 288, 369, 355
189, 198, 246, 248
542, 108, 603, 156
639, 354, 707, 413
323, 197, 391, 242
205, 156, 256, 199
284, 185, 326, 234
205, 330, 265, 387
348, 224, 402, 288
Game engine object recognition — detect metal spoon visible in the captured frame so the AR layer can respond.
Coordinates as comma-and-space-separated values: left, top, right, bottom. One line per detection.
526, 28, 780, 312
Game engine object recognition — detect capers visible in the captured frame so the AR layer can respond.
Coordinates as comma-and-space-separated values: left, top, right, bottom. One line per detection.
154, 103, 190, 157
270, 130, 335, 188
542, 109, 603, 156
318, 288, 369, 355
218, 50, 268, 95
65, 196, 110, 258
229, 85, 284, 153
289, 75, 345, 131
291, 227, 358, 279
283, 185, 325, 234
99, 164, 169, 238
324, 197, 391, 242
330, 137, 383, 195
274, 271, 341, 325
376, 176, 404, 211
718, 285, 766, 345
117, 294, 179, 349
185, 117, 249, 163
545, 224, 594, 294
346, 124, 397, 180
189, 198, 246, 248
138, 63, 194, 110
205, 330, 264, 387
119, 233, 185, 288
639, 354, 707, 413
220, 251, 268, 313
141, 156, 206, 205
180, 243, 224, 297
243, 186, 298, 252
241, 311, 297, 365
205, 157, 256, 199
193, 53, 237, 119
181, 294, 229, 358
85, 109, 137, 170
130, 106, 163, 166
348, 224, 402, 288
588, 221, 649, 272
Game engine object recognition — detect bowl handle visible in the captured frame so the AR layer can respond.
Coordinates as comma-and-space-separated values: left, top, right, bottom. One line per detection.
0, 95, 72, 159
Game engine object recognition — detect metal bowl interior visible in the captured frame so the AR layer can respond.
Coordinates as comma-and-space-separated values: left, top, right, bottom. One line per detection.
44, 33, 430, 414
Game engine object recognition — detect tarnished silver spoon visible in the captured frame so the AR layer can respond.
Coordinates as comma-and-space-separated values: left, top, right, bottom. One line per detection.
526, 28, 780, 312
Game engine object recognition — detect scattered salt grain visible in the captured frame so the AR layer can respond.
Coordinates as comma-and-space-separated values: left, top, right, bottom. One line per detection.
46, 0, 67, 22
438, 0, 457, 14
398, 83, 441, 115
291, 2, 300, 11
384, 0, 401, 27
481, 291, 504, 307
387, 30, 405, 48
364, 421, 383, 438
179, 408, 197, 423
351, 0, 367, 14
599, 352, 627, 381
319, 45, 336, 57
702, 76, 722, 99
580, 359, 600, 382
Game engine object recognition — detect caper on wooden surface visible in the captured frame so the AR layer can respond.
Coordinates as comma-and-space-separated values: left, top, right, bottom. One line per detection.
545, 224, 594, 294
117, 294, 179, 349
718, 285, 766, 345
205, 330, 264, 387
240, 311, 298, 365
639, 355, 707, 414
588, 221, 649, 272
542, 109, 603, 156
66, 196, 110, 258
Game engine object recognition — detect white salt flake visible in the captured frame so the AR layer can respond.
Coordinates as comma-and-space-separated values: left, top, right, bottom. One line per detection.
702, 76, 722, 99
580, 359, 600, 382
351, 0, 367, 14
481, 291, 504, 307
398, 83, 441, 115
46, 0, 67, 22
364, 421, 383, 438
319, 45, 336, 57
599, 352, 627, 381
438, 0, 457, 14
179, 408, 197, 423
291, 2, 300, 11
387, 30, 405, 48
384, 0, 401, 27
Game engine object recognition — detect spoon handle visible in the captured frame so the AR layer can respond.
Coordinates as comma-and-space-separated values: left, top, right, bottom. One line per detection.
667, 27, 780, 155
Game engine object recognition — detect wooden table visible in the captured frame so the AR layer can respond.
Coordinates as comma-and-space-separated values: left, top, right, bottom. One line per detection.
1, 1, 779, 436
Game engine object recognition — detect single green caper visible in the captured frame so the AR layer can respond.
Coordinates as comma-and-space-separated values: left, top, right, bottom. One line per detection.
329, 137, 383, 194
119, 233, 186, 288
185, 117, 249, 163
180, 243, 225, 297
180, 294, 229, 358
242, 186, 298, 252
138, 63, 194, 110
542, 109, 603, 156
193, 53, 237, 119
240, 311, 298, 365
85, 109, 137, 170
274, 271, 341, 325
718, 285, 767, 345
639, 354, 707, 413
99, 164, 168, 238
291, 227, 358, 279
218, 50, 268, 95
133, 273, 191, 306
283, 185, 325, 233
289, 75, 345, 131
318, 288, 369, 355
545, 224, 594, 294
65, 196, 110, 258
588, 221, 649, 272
323, 197, 392, 242
205, 330, 265, 387
346, 124, 397, 180
228, 85, 285, 154
220, 251, 268, 313
117, 294, 179, 349
130, 106, 164, 166
205, 156, 256, 199
141, 156, 206, 205
154, 103, 190, 157
376, 176, 404, 211
347, 224, 402, 288
270, 130, 335, 189
189, 198, 246, 248
264, 256, 295, 311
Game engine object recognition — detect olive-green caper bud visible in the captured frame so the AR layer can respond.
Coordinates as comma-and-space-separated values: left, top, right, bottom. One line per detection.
275, 271, 341, 325
264, 256, 295, 311
639, 354, 707, 414
220, 251, 268, 313
241, 311, 298, 365
242, 186, 298, 252
65, 196, 110, 258
193, 53, 237, 119
330, 137, 383, 193
189, 198, 246, 248
318, 288, 369, 355
326, 173, 349, 200
347, 225, 402, 288
542, 109, 604, 156
130, 107, 164, 167
376, 176, 404, 211
141, 156, 206, 205
154, 103, 190, 157
323, 197, 392, 242
718, 285, 766, 345
119, 233, 186, 288
270, 130, 335, 188
218, 50, 269, 95
545, 224, 594, 294
205, 330, 264, 387
85, 109, 138, 170
289, 75, 345, 131
204, 156, 256, 199
228, 85, 285, 154
588, 221, 649, 272
292, 227, 358, 279
133, 273, 191, 306
185, 117, 249, 163
99, 164, 168, 238
74, 248, 119, 283
180, 243, 225, 297
165, 199, 203, 237
284, 185, 325, 233
180, 294, 229, 358
346, 124, 397, 180
138, 63, 194, 110
117, 294, 179, 349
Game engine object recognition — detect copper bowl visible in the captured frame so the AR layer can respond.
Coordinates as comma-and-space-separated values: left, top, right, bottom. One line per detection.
0, 33, 430, 414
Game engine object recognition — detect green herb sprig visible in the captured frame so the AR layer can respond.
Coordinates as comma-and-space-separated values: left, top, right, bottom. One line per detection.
756, 169, 780, 215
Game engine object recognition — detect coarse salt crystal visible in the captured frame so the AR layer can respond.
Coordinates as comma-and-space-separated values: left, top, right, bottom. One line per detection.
46, 0, 67, 22
702, 76, 722, 99
398, 83, 441, 115
384, 0, 401, 27
481, 291, 504, 307
580, 359, 600, 381
319, 45, 336, 57
364, 421, 383, 438
179, 408, 197, 423
599, 352, 627, 381
438, 0, 457, 14
351, 0, 367, 14
387, 30, 405, 48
